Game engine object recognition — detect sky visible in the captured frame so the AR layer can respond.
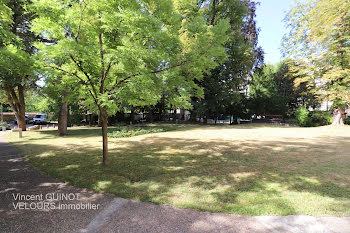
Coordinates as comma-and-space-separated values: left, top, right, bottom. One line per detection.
255, 0, 296, 65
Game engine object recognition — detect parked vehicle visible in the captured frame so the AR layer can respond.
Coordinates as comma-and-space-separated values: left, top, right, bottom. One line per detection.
32, 114, 48, 125
14, 115, 30, 124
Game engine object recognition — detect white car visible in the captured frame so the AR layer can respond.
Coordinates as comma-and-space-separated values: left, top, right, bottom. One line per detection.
32, 114, 48, 125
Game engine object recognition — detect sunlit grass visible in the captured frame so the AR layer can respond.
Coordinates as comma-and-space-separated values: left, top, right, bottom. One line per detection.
5, 123, 350, 216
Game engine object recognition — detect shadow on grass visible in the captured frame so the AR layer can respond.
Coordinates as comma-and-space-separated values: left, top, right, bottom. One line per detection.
6, 127, 350, 216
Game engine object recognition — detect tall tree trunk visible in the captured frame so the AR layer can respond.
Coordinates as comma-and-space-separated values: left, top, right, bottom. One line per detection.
88, 114, 92, 126
67, 104, 72, 127
5, 84, 26, 131
100, 107, 109, 165
130, 107, 135, 124
58, 91, 68, 136
148, 106, 154, 123
180, 109, 185, 121
17, 85, 26, 131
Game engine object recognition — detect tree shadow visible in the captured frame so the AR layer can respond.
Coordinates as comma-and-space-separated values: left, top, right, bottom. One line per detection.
5, 127, 350, 216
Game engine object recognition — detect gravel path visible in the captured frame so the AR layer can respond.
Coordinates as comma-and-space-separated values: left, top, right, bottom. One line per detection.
0, 131, 349, 233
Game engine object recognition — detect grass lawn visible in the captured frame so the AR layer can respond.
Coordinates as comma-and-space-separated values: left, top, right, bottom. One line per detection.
5, 123, 350, 216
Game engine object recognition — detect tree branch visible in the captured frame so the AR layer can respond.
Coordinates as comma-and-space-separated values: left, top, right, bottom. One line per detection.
75, 1, 87, 41
105, 61, 113, 80
69, 54, 100, 104
99, 33, 105, 94
110, 61, 189, 91
47, 65, 87, 85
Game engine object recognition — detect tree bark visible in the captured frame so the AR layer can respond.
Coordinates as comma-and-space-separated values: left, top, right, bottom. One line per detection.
97, 113, 102, 127
130, 107, 135, 124
148, 106, 154, 123
100, 107, 109, 165
58, 90, 68, 136
5, 84, 26, 131
17, 85, 26, 131
332, 107, 345, 126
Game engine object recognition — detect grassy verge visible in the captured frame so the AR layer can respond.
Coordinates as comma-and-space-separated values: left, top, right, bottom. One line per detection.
5, 123, 350, 216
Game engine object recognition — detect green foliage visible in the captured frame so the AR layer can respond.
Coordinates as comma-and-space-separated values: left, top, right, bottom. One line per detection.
295, 106, 311, 127
108, 125, 176, 138
68, 103, 87, 125
25, 92, 51, 113
193, 0, 262, 119
0, 121, 10, 130
310, 111, 332, 126
0, 45, 34, 87
295, 108, 332, 127
330, 99, 347, 111
0, 0, 41, 125
285, 118, 298, 125
249, 60, 318, 117
283, 0, 350, 104
344, 118, 350, 125
0, 1, 14, 46
249, 65, 280, 114
32, 0, 229, 115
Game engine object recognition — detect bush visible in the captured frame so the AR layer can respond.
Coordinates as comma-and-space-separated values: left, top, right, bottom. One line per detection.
295, 108, 333, 127
108, 125, 176, 138
310, 111, 332, 126
285, 119, 298, 125
295, 106, 311, 127
0, 121, 11, 130
344, 118, 350, 125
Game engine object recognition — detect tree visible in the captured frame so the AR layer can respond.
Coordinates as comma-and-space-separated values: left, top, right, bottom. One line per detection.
32, 0, 229, 165
283, 0, 350, 125
249, 60, 318, 117
0, 1, 13, 45
274, 59, 318, 116
249, 64, 281, 115
192, 0, 264, 121
0, 0, 39, 131
0, 46, 34, 130
40, 73, 84, 136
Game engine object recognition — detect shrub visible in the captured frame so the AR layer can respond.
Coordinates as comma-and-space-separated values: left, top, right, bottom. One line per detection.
286, 119, 298, 125
108, 125, 176, 138
295, 106, 311, 127
310, 111, 332, 126
344, 118, 350, 125
0, 121, 11, 130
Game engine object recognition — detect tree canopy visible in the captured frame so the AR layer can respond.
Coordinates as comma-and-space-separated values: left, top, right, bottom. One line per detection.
32, 0, 230, 163
0, 0, 39, 130
283, 0, 350, 104
192, 0, 263, 120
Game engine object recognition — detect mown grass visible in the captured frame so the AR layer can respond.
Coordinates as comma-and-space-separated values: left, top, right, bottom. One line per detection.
5, 123, 350, 216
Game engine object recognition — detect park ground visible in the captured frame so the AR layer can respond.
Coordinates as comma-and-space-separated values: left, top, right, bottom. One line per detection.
5, 123, 350, 216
